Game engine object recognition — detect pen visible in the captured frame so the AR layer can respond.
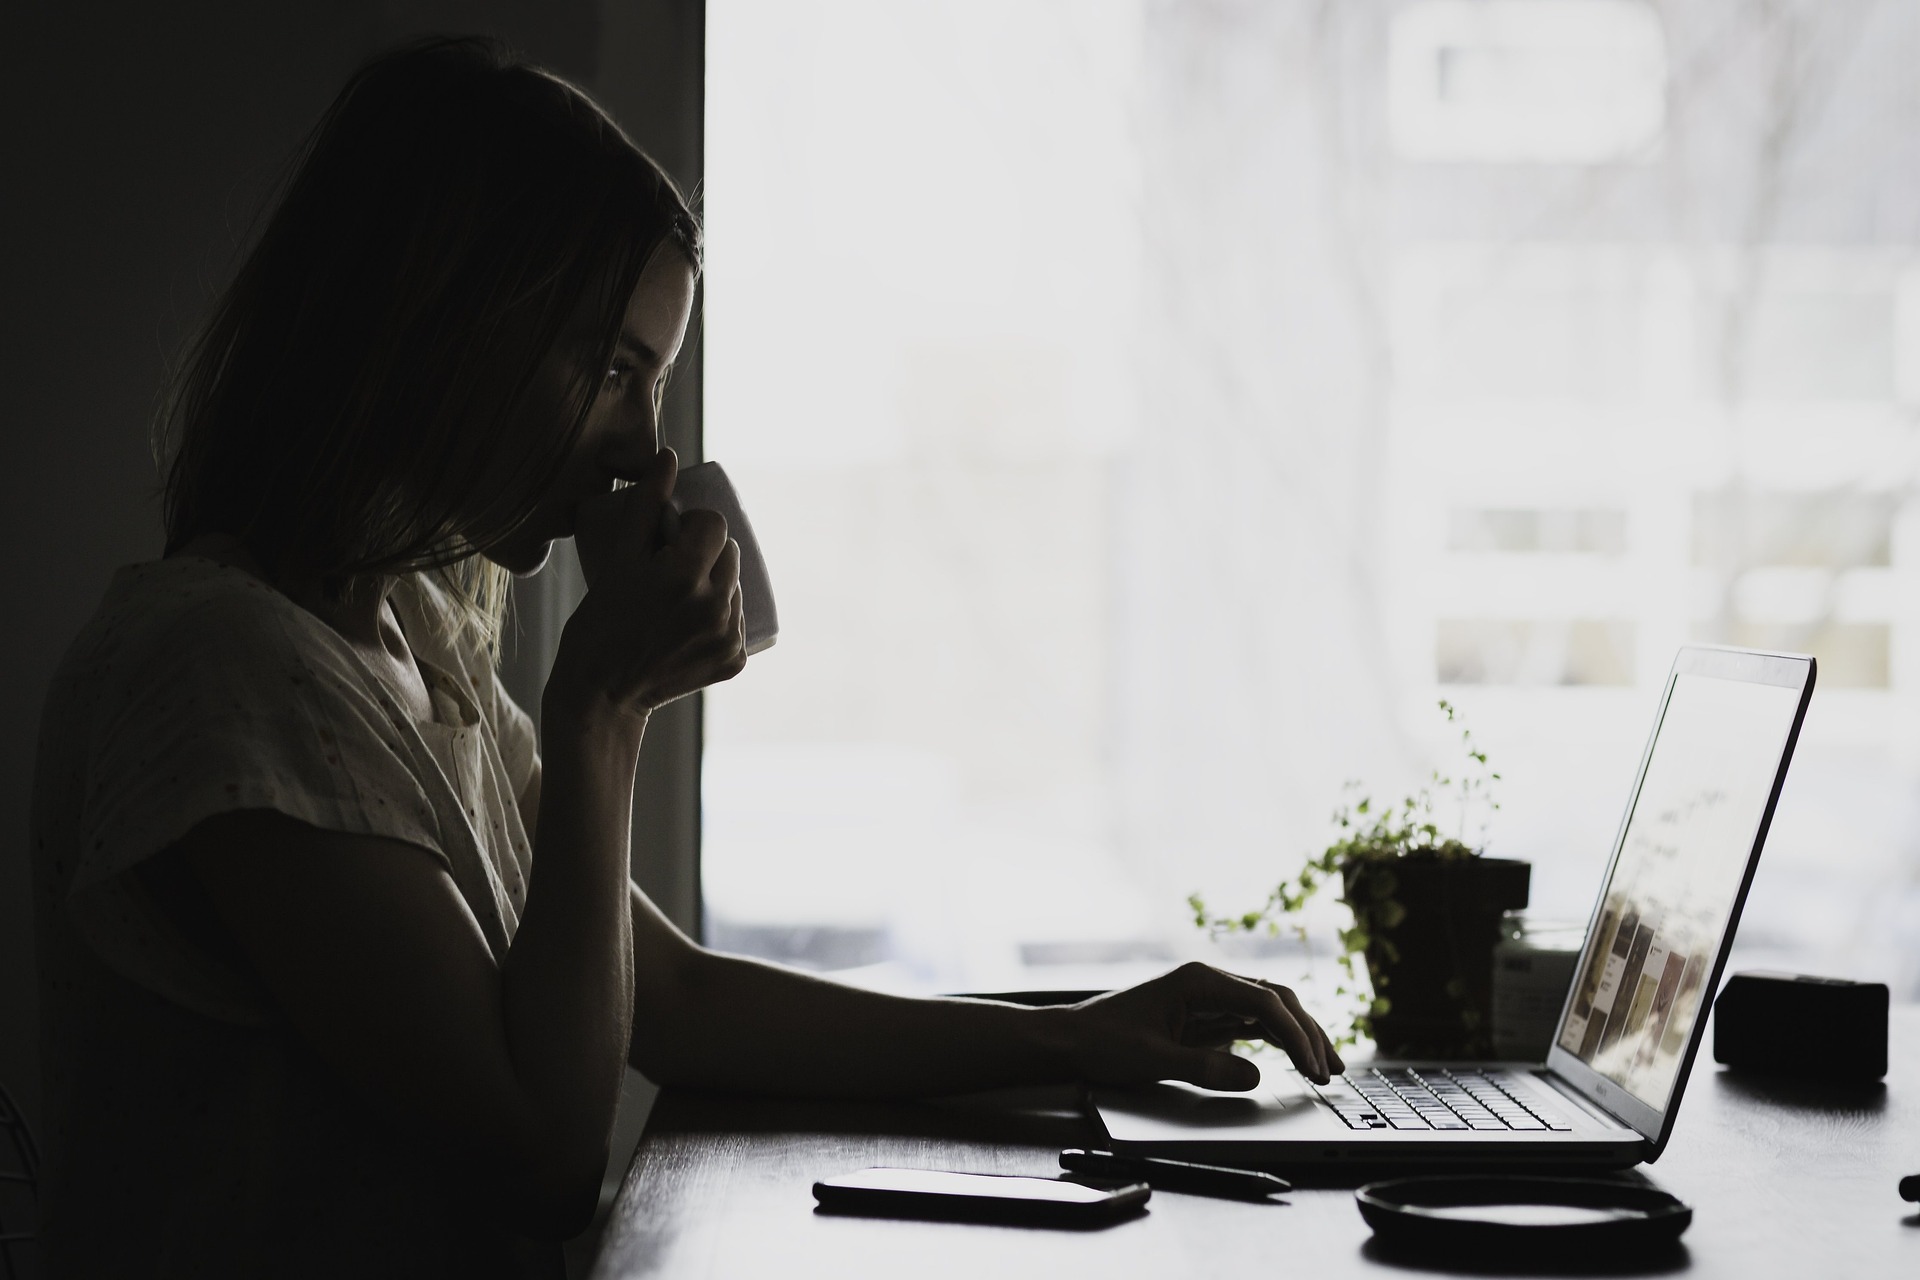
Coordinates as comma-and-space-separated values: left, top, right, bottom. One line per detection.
1060, 1149, 1291, 1199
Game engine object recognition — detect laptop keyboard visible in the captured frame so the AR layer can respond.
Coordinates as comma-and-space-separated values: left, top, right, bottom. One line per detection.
1313, 1067, 1575, 1132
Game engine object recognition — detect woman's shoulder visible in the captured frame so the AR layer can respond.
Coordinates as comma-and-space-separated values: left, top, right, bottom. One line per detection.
46, 556, 384, 745
68, 556, 335, 681
40, 556, 448, 850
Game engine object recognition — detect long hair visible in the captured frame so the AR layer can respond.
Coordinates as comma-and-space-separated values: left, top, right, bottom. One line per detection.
157, 36, 701, 655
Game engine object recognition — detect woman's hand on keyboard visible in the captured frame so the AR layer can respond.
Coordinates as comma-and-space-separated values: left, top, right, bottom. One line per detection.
1060, 962, 1343, 1090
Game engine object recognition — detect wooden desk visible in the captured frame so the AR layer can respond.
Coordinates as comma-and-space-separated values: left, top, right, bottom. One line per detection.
592, 1009, 1920, 1277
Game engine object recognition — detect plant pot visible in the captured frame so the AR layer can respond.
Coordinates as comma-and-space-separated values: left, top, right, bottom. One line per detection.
1343, 855, 1531, 1058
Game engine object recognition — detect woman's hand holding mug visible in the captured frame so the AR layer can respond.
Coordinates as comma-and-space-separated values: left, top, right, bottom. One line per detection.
552, 448, 747, 721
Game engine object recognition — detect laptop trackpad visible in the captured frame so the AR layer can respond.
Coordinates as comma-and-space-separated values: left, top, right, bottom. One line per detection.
1093, 1066, 1346, 1144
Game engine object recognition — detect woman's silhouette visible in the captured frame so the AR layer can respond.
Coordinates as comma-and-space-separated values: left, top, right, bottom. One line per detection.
30, 36, 1337, 1277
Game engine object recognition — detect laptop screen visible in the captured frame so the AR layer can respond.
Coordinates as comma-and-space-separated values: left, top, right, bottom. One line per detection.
1554, 668, 1805, 1111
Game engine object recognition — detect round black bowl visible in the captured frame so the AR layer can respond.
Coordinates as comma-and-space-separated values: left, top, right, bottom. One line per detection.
1356, 1175, 1691, 1261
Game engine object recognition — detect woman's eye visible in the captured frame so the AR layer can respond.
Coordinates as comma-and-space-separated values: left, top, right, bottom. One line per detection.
605, 361, 634, 389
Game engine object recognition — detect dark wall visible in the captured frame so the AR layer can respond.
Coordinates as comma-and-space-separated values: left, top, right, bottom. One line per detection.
0, 0, 701, 1144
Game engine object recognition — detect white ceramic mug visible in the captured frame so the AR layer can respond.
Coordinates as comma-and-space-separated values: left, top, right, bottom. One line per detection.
671, 460, 778, 655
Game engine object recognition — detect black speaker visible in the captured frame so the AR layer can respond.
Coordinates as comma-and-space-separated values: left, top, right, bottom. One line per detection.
1712, 971, 1888, 1082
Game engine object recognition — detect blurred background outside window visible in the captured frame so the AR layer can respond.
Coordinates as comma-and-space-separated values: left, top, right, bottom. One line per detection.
700, 0, 1920, 1014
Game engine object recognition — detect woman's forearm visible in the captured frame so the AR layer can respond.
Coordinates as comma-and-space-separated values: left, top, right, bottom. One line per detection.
498, 701, 643, 1195
630, 926, 1076, 1098
626, 900, 1342, 1099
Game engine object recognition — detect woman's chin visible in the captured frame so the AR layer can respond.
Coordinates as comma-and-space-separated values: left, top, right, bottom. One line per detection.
483, 538, 555, 578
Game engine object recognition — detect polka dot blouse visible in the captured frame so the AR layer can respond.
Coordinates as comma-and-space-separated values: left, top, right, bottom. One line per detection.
28, 556, 557, 1277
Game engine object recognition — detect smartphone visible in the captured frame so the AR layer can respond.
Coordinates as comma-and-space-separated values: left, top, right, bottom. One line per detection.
670, 460, 778, 655
812, 1167, 1149, 1226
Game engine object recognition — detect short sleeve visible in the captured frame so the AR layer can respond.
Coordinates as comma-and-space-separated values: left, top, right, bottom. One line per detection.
64, 578, 448, 1021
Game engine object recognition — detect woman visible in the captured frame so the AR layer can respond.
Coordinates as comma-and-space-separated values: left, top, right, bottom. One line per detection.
29, 37, 1338, 1277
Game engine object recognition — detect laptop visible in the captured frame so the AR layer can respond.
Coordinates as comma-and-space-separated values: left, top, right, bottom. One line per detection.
1090, 645, 1816, 1170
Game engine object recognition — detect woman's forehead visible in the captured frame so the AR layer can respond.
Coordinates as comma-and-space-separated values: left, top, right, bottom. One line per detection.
617, 248, 697, 359
556, 245, 694, 356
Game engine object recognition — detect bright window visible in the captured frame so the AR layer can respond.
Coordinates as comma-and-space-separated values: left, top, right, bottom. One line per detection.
1387, 0, 1667, 163
702, 0, 1920, 1009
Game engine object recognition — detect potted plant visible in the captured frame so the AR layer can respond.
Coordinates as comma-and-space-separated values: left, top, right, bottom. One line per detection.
1189, 702, 1528, 1058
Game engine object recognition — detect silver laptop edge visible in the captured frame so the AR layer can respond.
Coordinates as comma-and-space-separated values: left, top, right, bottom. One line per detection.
1091, 645, 1817, 1168
1543, 646, 1815, 1160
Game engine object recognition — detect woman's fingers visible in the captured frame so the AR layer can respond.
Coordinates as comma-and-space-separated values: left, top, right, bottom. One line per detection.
1181, 1011, 1265, 1050
1164, 1045, 1261, 1092
575, 450, 680, 586
608, 445, 678, 501
619, 450, 682, 545
1180, 991, 1342, 1073
668, 507, 730, 572
564, 473, 750, 713
1266, 980, 1344, 1076
1178, 963, 1329, 1083
1067, 964, 1344, 1095
707, 536, 741, 595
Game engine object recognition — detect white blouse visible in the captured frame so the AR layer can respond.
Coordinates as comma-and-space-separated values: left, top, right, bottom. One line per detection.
30, 556, 558, 1277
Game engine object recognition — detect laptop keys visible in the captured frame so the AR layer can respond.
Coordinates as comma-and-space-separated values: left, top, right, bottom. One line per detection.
1346, 1081, 1421, 1128
1316, 1069, 1576, 1133
1315, 1081, 1391, 1129
1448, 1070, 1576, 1131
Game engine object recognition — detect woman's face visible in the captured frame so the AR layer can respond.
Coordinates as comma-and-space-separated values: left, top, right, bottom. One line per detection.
485, 247, 698, 576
